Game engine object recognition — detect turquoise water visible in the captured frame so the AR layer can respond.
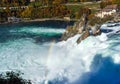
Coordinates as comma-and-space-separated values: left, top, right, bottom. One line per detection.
0, 21, 74, 43
0, 21, 120, 84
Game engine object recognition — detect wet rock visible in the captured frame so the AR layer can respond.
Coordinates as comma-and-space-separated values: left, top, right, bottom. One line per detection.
61, 26, 79, 41
61, 14, 89, 41
77, 29, 90, 44
91, 24, 101, 36
61, 14, 101, 43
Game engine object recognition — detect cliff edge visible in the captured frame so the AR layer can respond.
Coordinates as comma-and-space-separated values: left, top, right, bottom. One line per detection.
61, 14, 101, 44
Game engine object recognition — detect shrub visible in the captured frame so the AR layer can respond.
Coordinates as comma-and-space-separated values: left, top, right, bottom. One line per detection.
0, 71, 31, 84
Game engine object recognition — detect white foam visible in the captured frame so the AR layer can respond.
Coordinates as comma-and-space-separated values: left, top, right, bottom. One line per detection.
0, 24, 120, 84
44, 33, 109, 83
112, 54, 120, 64
0, 33, 109, 84
101, 22, 120, 35
10, 27, 65, 35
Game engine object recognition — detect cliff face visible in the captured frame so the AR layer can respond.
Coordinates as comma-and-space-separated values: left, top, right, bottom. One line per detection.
76, 29, 90, 44
61, 14, 101, 43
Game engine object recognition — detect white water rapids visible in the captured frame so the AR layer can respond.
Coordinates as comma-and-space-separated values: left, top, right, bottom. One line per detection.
0, 23, 120, 84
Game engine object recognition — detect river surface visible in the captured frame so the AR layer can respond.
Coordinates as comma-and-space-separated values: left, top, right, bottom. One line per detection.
0, 21, 120, 84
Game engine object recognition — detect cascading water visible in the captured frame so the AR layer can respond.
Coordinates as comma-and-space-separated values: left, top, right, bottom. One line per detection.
0, 21, 120, 84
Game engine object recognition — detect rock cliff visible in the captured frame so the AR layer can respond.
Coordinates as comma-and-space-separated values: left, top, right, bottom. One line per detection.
61, 14, 101, 43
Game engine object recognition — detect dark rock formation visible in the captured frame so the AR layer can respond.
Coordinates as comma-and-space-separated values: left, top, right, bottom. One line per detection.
61, 26, 79, 41
61, 14, 101, 43
61, 14, 89, 41
113, 12, 120, 22
77, 29, 90, 44
91, 24, 101, 36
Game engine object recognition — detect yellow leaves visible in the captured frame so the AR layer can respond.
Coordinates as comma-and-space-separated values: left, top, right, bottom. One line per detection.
52, 0, 61, 5
75, 12, 80, 19
82, 7, 91, 15
88, 14, 95, 20
21, 7, 33, 18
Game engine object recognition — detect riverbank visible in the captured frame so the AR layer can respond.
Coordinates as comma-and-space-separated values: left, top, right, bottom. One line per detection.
0, 18, 78, 25
24, 18, 78, 22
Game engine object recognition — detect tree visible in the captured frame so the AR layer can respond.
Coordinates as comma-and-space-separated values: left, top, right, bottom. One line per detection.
21, 6, 33, 18
0, 71, 31, 84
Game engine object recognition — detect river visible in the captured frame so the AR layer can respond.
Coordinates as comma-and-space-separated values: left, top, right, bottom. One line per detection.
0, 21, 120, 84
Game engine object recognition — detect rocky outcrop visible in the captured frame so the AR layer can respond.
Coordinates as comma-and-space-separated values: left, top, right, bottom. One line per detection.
61, 14, 89, 41
61, 26, 79, 41
61, 14, 101, 44
77, 29, 90, 44
113, 12, 120, 22
91, 24, 101, 36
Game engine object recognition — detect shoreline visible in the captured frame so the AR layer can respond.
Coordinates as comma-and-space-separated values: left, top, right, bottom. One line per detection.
24, 18, 78, 22
1, 17, 120, 25
0, 18, 78, 25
